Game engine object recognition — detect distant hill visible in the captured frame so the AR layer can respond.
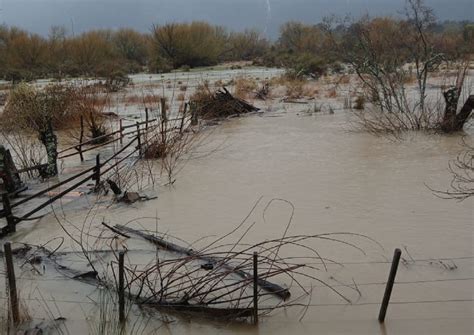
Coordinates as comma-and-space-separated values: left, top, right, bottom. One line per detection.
1, 0, 473, 39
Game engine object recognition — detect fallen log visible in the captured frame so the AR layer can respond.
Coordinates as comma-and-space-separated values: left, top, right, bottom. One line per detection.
115, 225, 291, 300
139, 302, 254, 319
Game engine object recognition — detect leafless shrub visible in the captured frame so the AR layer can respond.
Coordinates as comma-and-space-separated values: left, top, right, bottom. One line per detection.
1, 83, 76, 131
285, 80, 305, 99
0, 289, 31, 334
325, 0, 474, 135
233, 76, 257, 100
353, 103, 443, 137
431, 139, 474, 200
0, 131, 44, 178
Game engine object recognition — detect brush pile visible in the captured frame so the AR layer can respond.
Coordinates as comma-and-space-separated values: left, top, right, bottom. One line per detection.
190, 87, 259, 119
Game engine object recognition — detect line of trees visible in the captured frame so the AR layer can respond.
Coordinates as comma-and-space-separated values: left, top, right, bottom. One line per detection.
0, 14, 472, 82
0, 23, 269, 82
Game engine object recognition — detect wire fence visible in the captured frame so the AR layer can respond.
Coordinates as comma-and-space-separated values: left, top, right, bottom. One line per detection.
0, 107, 194, 237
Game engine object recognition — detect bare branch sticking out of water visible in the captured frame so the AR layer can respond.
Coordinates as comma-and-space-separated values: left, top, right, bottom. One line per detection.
21, 197, 384, 324
429, 139, 474, 201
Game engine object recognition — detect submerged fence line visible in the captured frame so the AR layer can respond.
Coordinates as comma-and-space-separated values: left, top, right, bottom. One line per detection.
1, 241, 473, 328
0, 134, 141, 236
1, 103, 194, 236
2, 270, 473, 286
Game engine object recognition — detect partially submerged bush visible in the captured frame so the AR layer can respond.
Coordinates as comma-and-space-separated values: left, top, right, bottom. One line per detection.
104, 70, 130, 92
285, 53, 328, 79
323, 1, 473, 134
1, 83, 75, 131
234, 76, 257, 99
285, 79, 305, 99
1, 83, 110, 134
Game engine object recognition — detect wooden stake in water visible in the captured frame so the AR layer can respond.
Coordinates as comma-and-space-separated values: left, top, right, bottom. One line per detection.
4, 242, 19, 326
118, 251, 125, 323
119, 119, 123, 145
253, 251, 259, 325
78, 115, 84, 162
136, 122, 142, 156
378, 248, 402, 323
180, 103, 187, 133
94, 154, 101, 188
145, 108, 149, 131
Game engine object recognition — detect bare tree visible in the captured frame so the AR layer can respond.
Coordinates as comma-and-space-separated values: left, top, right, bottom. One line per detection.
326, 0, 472, 135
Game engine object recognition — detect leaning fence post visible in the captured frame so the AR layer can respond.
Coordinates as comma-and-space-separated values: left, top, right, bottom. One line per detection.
145, 108, 149, 132
4, 242, 20, 326
2, 193, 15, 233
378, 248, 402, 323
180, 103, 188, 133
118, 251, 125, 323
94, 154, 101, 188
253, 251, 259, 325
190, 103, 198, 126
119, 119, 123, 145
78, 115, 84, 162
136, 122, 142, 156
160, 98, 167, 122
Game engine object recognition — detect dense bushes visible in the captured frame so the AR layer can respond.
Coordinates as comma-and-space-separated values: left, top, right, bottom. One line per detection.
0, 83, 109, 132
0, 22, 271, 80
151, 22, 227, 69
0, 26, 148, 81
0, 12, 471, 82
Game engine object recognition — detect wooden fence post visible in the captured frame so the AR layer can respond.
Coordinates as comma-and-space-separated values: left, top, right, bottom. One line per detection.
191, 103, 198, 126
94, 154, 101, 188
4, 242, 20, 326
160, 98, 167, 122
2, 193, 15, 232
253, 251, 259, 325
78, 115, 84, 162
119, 119, 123, 145
118, 251, 125, 323
378, 248, 402, 323
136, 122, 142, 156
180, 103, 188, 133
145, 108, 149, 132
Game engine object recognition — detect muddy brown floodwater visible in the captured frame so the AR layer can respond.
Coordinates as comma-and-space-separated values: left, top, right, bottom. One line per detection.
4, 103, 474, 334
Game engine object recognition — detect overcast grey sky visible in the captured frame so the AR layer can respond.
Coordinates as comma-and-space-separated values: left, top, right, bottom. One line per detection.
1, 0, 472, 39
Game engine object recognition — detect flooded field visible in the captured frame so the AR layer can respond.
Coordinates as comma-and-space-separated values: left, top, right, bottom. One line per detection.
0, 68, 473, 335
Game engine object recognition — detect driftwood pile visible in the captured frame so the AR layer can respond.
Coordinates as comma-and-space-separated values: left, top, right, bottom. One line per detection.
190, 87, 259, 119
